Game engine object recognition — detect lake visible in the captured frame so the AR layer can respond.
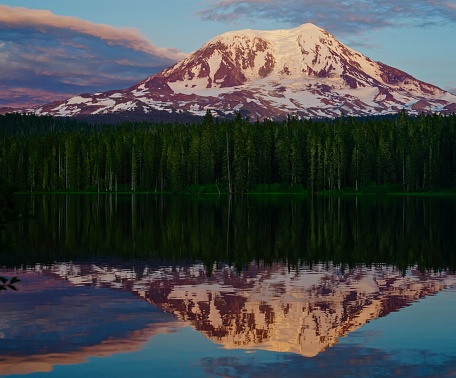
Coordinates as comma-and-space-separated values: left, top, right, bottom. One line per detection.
1, 194, 456, 377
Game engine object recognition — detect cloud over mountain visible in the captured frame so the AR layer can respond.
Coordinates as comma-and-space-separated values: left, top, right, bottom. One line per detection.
197, 0, 456, 35
0, 6, 187, 108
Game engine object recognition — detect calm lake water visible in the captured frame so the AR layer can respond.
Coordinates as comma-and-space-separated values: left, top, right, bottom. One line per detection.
1, 194, 456, 377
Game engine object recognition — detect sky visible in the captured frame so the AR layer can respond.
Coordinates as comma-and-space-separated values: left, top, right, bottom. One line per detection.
1, 0, 455, 108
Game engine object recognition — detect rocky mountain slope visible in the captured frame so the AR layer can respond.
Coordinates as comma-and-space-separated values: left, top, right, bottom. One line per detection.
24, 23, 456, 119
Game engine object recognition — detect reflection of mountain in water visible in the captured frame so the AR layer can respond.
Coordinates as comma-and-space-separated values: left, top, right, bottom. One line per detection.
45, 261, 456, 357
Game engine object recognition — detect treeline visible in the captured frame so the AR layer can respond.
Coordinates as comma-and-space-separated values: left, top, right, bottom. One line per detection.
1, 111, 456, 192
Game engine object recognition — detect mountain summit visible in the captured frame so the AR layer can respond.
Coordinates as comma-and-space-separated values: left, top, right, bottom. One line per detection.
29, 23, 456, 119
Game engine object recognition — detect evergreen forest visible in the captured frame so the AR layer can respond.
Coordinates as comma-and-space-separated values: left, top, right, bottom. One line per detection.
1, 111, 456, 194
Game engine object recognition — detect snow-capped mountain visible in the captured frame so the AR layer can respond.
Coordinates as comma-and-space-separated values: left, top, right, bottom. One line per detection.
27, 23, 456, 119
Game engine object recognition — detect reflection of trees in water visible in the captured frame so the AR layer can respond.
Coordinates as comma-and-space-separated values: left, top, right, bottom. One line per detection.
0, 181, 26, 291
0, 182, 20, 252
6, 194, 456, 272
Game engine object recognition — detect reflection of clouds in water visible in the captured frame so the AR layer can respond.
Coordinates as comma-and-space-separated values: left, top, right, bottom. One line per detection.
0, 271, 181, 375
0, 325, 181, 376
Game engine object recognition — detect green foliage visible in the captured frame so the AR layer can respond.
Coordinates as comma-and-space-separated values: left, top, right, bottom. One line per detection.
250, 183, 307, 194
184, 184, 223, 194
1, 112, 456, 194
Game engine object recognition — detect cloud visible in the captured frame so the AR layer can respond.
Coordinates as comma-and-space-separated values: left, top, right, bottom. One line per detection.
197, 0, 456, 35
0, 6, 187, 108
0, 5, 186, 60
444, 81, 456, 94
0, 86, 74, 109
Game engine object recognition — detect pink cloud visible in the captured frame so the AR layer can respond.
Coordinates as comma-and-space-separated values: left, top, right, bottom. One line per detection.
0, 5, 189, 108
0, 86, 73, 108
0, 5, 187, 61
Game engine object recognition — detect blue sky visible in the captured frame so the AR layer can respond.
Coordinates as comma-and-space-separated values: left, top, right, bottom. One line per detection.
1, 0, 455, 108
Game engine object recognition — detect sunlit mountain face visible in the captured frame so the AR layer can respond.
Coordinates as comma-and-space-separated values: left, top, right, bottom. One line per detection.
18, 23, 456, 120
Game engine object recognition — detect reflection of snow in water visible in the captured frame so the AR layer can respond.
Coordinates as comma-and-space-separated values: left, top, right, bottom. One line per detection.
20, 261, 456, 357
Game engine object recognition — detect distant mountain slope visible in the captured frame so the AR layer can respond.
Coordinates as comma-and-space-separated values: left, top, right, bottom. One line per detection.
22, 23, 456, 119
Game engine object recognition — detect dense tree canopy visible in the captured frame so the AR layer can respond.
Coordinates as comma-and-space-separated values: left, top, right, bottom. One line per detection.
1, 112, 456, 193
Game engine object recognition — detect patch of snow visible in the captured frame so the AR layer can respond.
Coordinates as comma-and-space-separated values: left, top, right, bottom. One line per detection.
441, 92, 456, 101
206, 53, 223, 82
91, 98, 116, 114
132, 90, 148, 97
94, 99, 116, 107
67, 96, 92, 105
112, 101, 137, 112
169, 77, 235, 96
